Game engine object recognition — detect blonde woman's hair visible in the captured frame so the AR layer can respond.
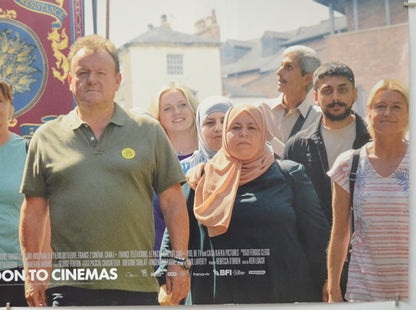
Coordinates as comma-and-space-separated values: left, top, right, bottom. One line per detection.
148, 81, 199, 121
367, 79, 409, 139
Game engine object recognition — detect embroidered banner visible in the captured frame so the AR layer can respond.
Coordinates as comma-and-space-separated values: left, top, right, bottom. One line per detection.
0, 0, 84, 138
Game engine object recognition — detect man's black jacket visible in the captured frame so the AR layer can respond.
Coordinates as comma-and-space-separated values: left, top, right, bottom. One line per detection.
283, 113, 371, 226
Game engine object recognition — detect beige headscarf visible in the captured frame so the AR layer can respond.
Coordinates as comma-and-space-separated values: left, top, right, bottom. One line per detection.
187, 104, 275, 237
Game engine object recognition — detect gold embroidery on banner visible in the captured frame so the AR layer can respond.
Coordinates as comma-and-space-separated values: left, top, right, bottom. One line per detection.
0, 9, 17, 19
8, 118, 18, 127
48, 27, 69, 83
5, 1, 69, 84
0, 28, 39, 95
47, 0, 69, 83
20, 115, 57, 138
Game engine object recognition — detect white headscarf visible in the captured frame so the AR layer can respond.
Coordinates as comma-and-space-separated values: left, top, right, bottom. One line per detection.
181, 96, 233, 169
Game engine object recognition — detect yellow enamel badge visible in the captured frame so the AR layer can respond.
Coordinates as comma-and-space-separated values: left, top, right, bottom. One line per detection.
122, 148, 135, 159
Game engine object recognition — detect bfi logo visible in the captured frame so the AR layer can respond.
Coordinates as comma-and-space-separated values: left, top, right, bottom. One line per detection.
214, 269, 232, 276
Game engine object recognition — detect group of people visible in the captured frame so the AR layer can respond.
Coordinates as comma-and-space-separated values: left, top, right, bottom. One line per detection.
0, 34, 409, 307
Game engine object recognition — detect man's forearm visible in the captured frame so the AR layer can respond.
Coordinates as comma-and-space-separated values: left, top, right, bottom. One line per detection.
19, 196, 51, 307
20, 196, 51, 270
159, 184, 189, 256
159, 184, 190, 304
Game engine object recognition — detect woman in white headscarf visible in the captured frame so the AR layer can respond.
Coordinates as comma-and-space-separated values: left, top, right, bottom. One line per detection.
181, 96, 233, 171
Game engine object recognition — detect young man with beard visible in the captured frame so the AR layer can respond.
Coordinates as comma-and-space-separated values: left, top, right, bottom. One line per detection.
283, 62, 371, 227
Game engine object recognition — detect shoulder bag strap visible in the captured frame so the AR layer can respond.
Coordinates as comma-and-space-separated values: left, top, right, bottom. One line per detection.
349, 148, 361, 233
288, 105, 312, 139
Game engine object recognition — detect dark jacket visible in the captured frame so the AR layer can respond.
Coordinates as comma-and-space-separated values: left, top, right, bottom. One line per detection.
282, 113, 371, 226
156, 161, 330, 304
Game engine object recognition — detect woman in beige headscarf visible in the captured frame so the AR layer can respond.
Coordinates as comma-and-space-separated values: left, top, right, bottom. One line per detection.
162, 104, 330, 305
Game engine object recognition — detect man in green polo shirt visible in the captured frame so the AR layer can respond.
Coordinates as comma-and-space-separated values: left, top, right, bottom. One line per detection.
20, 35, 190, 306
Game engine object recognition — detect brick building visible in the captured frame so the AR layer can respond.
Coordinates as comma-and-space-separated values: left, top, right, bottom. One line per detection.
316, 0, 409, 107
222, 0, 409, 113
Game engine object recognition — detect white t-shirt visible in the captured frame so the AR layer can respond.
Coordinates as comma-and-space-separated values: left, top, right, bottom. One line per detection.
321, 118, 356, 169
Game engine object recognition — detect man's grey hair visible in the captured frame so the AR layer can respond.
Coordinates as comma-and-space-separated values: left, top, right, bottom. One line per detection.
284, 45, 321, 92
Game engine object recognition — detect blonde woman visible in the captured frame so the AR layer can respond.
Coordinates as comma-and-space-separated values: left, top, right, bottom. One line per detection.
149, 82, 199, 262
327, 79, 409, 302
149, 82, 199, 160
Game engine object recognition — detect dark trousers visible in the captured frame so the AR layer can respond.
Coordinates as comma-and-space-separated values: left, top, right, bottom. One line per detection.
46, 286, 158, 306
0, 267, 27, 307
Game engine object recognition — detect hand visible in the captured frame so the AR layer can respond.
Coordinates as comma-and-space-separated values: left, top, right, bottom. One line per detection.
158, 284, 174, 305
165, 264, 190, 305
322, 281, 328, 302
25, 279, 47, 307
328, 286, 344, 303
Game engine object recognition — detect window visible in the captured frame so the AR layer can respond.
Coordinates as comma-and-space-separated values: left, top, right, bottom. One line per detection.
167, 54, 183, 75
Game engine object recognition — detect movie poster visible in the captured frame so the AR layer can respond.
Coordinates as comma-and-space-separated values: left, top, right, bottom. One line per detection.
0, 0, 84, 138
0, 0, 83, 306
0, 1, 411, 308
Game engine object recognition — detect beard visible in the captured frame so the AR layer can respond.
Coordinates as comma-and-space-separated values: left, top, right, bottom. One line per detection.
323, 102, 353, 121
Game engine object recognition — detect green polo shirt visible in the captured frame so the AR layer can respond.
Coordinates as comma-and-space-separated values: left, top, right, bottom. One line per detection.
21, 104, 185, 292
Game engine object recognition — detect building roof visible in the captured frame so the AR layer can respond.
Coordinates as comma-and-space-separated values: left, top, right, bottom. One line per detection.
262, 31, 293, 40
120, 26, 221, 49
223, 39, 257, 49
222, 39, 278, 75
222, 16, 346, 76
313, 0, 345, 14
223, 81, 265, 98
282, 16, 347, 45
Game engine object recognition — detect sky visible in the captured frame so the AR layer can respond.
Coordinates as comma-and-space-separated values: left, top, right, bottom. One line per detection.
84, 0, 342, 48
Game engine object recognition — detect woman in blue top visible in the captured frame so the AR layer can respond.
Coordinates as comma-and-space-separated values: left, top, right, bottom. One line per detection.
0, 79, 28, 306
